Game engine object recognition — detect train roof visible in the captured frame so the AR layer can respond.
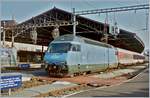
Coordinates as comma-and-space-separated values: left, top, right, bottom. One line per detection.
53, 34, 83, 42
53, 34, 113, 48
117, 48, 144, 55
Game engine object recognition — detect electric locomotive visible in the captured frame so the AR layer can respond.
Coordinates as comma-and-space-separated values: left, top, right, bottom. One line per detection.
43, 34, 145, 77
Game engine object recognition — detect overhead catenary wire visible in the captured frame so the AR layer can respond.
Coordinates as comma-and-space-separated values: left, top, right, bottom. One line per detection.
75, 4, 149, 15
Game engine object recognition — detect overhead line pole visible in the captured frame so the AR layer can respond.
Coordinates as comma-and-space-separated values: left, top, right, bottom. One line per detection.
3, 21, 5, 47
0, 27, 2, 47
73, 8, 76, 36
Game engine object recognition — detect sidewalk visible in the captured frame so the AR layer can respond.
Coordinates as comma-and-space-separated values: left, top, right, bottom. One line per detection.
9, 81, 77, 97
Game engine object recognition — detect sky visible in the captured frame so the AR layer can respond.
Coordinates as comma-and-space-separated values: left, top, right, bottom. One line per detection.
1, 0, 149, 51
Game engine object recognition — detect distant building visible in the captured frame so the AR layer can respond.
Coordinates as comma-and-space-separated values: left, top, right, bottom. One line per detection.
1, 20, 45, 64
1, 20, 17, 28
5, 41, 47, 63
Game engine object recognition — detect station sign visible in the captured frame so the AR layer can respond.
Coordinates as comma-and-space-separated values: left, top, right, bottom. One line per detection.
0, 75, 22, 90
18, 64, 30, 69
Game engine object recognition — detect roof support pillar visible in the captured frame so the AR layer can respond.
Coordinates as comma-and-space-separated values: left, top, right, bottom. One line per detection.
73, 8, 76, 36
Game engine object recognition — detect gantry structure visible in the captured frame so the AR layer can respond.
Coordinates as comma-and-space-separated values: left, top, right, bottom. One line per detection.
1, 4, 149, 53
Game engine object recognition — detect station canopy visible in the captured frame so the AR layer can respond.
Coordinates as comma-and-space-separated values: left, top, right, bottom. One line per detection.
3, 7, 144, 53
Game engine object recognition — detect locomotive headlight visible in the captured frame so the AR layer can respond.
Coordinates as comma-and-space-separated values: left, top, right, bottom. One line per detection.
60, 61, 67, 69
53, 65, 57, 69
43, 61, 49, 68
44, 64, 48, 69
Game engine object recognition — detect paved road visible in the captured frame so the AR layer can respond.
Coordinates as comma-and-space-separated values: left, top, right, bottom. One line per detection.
68, 68, 149, 97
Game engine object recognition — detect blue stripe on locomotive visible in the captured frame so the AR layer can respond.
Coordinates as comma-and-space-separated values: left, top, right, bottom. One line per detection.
44, 52, 67, 65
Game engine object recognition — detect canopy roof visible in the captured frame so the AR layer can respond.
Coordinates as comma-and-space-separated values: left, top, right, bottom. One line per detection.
3, 7, 144, 53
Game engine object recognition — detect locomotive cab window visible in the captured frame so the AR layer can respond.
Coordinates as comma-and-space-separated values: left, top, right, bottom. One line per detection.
71, 44, 81, 52
47, 43, 71, 53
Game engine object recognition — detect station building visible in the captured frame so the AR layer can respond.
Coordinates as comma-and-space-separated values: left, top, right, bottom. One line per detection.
4, 41, 47, 63
1, 7, 145, 64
